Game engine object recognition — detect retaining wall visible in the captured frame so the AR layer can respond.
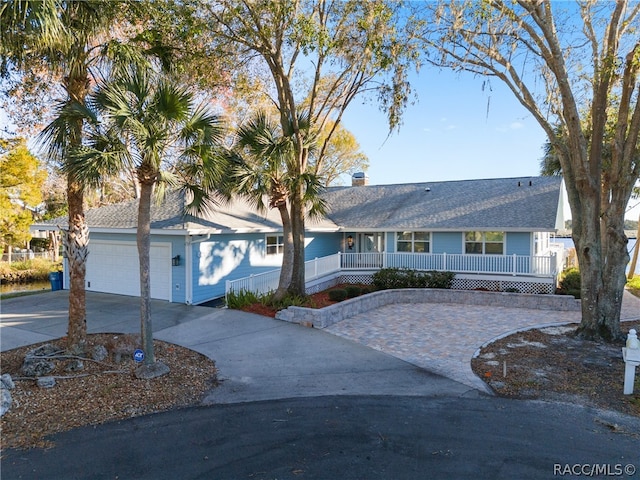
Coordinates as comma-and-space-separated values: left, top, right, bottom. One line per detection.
275, 288, 581, 329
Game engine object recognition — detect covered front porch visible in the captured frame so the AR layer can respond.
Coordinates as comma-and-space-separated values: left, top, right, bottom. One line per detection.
224, 248, 565, 301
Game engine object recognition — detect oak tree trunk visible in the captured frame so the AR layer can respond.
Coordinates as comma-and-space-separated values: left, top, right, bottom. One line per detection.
288, 185, 306, 297
273, 202, 294, 301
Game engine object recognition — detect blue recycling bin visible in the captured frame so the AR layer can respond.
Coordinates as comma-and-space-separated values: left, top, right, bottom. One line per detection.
49, 271, 63, 291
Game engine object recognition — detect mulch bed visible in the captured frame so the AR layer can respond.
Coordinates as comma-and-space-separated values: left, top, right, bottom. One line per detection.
1, 334, 218, 450
471, 323, 640, 417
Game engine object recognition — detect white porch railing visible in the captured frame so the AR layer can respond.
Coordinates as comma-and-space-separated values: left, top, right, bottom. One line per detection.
226, 254, 342, 299
341, 252, 558, 277
225, 251, 558, 299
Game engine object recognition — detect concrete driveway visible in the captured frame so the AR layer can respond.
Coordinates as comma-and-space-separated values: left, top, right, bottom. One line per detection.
0, 291, 474, 402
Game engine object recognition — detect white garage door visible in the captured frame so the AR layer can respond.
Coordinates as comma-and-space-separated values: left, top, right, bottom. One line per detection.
86, 240, 172, 301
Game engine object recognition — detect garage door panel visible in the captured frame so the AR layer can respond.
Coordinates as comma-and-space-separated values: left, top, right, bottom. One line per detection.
86, 241, 171, 301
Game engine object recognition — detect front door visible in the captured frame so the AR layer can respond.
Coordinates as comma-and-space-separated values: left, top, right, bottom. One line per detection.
357, 233, 384, 253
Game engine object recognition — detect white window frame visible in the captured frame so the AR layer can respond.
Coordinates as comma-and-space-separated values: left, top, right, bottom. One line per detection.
464, 231, 505, 255
396, 231, 431, 253
265, 234, 284, 256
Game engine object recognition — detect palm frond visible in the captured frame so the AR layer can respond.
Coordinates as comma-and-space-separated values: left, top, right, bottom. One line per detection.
37, 98, 96, 164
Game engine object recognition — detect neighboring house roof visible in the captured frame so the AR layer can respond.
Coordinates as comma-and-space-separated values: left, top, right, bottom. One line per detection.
322, 176, 564, 232
32, 176, 564, 234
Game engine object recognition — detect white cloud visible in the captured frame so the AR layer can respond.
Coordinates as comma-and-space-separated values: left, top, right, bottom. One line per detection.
496, 121, 524, 133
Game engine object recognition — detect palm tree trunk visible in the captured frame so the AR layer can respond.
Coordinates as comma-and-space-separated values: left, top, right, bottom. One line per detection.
65, 175, 88, 353
137, 180, 155, 365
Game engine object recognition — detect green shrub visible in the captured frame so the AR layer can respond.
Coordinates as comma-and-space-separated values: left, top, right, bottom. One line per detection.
328, 289, 348, 301
425, 270, 455, 289
345, 285, 362, 298
360, 285, 375, 295
373, 268, 455, 290
372, 268, 411, 289
556, 268, 581, 298
269, 293, 307, 309
226, 289, 261, 309
627, 275, 640, 291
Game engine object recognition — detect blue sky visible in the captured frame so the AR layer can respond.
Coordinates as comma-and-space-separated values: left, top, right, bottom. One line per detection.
341, 69, 548, 185
341, 69, 640, 221
2, 66, 638, 220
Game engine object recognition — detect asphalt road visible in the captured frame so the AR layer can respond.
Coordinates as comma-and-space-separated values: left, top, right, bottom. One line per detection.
3, 395, 639, 480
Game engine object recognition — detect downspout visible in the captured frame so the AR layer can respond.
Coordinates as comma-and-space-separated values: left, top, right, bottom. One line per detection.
186, 233, 211, 305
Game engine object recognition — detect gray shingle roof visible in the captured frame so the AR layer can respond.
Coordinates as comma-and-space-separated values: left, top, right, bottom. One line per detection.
33, 176, 563, 233
321, 176, 563, 231
35, 190, 337, 233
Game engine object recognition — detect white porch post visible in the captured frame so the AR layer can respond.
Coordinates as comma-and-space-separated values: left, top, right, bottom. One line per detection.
512, 254, 517, 276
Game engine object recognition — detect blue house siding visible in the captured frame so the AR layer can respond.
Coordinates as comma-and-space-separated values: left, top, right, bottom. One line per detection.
386, 232, 396, 253
432, 232, 463, 254
190, 231, 344, 303
505, 232, 532, 256
304, 232, 343, 260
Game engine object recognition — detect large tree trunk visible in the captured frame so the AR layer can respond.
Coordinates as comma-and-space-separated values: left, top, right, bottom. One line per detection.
572, 187, 627, 342
48, 230, 60, 262
273, 202, 294, 301
137, 180, 155, 365
628, 213, 640, 280
289, 185, 306, 297
65, 175, 88, 354
63, 58, 90, 354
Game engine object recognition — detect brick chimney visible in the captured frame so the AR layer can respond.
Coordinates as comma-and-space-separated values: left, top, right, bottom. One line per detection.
351, 172, 369, 186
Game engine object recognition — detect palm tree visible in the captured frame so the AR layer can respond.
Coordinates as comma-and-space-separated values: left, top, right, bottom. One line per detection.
68, 65, 226, 377
229, 110, 325, 301
2, 1, 136, 353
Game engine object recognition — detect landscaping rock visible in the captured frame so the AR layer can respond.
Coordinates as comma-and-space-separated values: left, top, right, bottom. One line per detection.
22, 358, 55, 377
64, 359, 84, 372
0, 374, 14, 417
91, 345, 108, 362
1, 373, 15, 390
28, 344, 60, 357
37, 376, 56, 389
1, 386, 12, 416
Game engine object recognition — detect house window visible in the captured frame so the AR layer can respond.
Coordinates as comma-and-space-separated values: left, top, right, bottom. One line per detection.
397, 231, 430, 253
465, 231, 504, 254
266, 235, 284, 255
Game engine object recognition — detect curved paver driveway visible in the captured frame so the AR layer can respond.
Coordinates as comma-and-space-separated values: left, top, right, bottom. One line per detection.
325, 291, 640, 391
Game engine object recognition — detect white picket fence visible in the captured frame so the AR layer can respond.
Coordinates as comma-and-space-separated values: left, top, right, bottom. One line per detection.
225, 251, 559, 299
